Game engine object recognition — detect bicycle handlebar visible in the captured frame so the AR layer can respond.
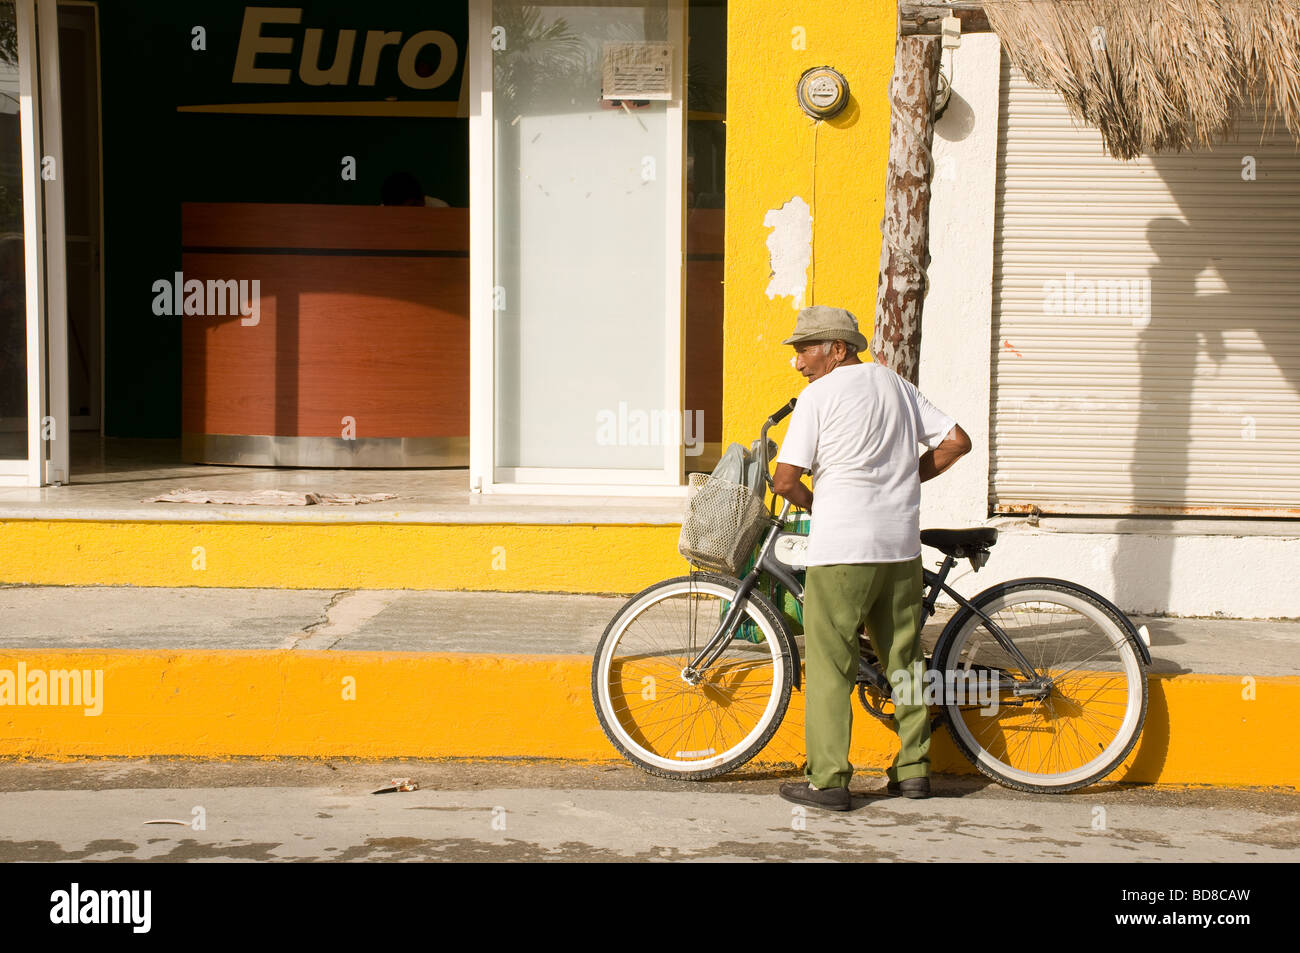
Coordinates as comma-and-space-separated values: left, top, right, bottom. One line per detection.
758, 399, 797, 495
768, 399, 797, 426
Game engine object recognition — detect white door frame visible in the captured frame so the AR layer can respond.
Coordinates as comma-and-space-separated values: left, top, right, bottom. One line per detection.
0, 0, 69, 487
0, 0, 46, 485
38, 0, 69, 485
468, 0, 686, 496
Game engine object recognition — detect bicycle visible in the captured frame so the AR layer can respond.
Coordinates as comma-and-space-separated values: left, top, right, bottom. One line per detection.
591, 400, 1152, 793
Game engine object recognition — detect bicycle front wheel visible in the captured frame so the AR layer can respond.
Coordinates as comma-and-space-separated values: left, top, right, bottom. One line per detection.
591, 572, 796, 780
934, 580, 1148, 793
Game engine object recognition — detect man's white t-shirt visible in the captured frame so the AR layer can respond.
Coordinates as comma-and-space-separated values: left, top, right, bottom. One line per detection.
776, 362, 957, 565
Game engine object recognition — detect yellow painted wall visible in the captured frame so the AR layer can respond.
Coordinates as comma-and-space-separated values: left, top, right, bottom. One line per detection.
722, 1, 897, 446
0, 521, 684, 593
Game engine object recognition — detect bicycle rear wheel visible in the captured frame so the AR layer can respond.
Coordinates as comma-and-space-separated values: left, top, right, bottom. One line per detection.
591, 572, 796, 780
934, 580, 1147, 793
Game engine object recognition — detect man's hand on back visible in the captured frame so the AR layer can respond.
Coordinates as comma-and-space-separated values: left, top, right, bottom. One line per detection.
919, 424, 972, 483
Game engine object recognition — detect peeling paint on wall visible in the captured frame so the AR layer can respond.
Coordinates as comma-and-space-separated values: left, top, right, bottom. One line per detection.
763, 196, 812, 309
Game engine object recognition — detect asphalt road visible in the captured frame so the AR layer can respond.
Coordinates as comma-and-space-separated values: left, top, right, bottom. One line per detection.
0, 759, 1294, 862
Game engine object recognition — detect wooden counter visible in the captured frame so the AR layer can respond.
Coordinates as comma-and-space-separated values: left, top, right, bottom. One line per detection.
180, 203, 469, 467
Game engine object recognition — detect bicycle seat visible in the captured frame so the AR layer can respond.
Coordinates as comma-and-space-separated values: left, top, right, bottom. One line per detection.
920, 528, 999, 558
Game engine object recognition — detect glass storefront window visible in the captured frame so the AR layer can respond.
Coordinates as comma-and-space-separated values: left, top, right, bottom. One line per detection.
491, 1, 681, 474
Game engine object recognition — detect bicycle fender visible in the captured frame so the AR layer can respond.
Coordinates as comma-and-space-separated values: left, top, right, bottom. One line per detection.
934, 577, 1151, 668
932, 608, 974, 676
1072, 581, 1152, 667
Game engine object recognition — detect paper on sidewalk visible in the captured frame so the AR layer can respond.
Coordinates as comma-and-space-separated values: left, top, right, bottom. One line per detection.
143, 488, 398, 506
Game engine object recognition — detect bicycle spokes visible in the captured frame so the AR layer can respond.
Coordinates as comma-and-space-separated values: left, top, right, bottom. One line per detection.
596, 580, 791, 773
944, 595, 1145, 784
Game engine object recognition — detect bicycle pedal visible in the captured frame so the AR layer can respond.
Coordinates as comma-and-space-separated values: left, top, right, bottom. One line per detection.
856, 661, 892, 695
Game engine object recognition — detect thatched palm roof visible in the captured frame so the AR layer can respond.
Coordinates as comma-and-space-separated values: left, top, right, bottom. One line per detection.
983, 0, 1300, 158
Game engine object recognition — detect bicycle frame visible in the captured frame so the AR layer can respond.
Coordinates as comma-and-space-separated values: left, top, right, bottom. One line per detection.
683, 520, 1048, 696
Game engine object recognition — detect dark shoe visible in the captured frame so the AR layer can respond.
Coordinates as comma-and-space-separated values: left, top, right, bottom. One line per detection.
886, 777, 931, 799
779, 781, 851, 812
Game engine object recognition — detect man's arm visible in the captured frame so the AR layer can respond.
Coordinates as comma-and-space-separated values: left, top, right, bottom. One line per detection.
772, 462, 813, 511
919, 424, 972, 483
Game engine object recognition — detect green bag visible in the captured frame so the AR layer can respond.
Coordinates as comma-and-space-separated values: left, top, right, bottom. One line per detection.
733, 510, 809, 643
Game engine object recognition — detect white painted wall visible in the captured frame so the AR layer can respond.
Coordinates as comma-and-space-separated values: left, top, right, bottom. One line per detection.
918, 34, 999, 531
932, 518, 1300, 619
918, 35, 1300, 619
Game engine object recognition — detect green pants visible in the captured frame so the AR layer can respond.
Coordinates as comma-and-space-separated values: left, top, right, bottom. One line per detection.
802, 558, 930, 789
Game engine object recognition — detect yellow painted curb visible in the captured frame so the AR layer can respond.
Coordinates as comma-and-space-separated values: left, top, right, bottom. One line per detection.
0, 521, 684, 593
0, 651, 1294, 788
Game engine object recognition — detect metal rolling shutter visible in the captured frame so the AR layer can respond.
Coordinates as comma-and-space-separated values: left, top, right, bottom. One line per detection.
990, 52, 1300, 516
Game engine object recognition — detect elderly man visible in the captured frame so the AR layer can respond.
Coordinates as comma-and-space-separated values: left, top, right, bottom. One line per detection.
772, 305, 971, 811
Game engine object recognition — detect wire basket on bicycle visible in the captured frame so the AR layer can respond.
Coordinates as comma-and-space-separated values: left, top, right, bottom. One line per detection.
677, 444, 772, 576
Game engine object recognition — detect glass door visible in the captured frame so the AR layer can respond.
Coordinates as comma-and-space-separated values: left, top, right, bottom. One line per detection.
470, 0, 685, 492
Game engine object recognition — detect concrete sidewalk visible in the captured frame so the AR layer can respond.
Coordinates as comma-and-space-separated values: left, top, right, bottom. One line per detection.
1, 584, 1297, 676
0, 584, 1296, 788
1, 760, 1296, 861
